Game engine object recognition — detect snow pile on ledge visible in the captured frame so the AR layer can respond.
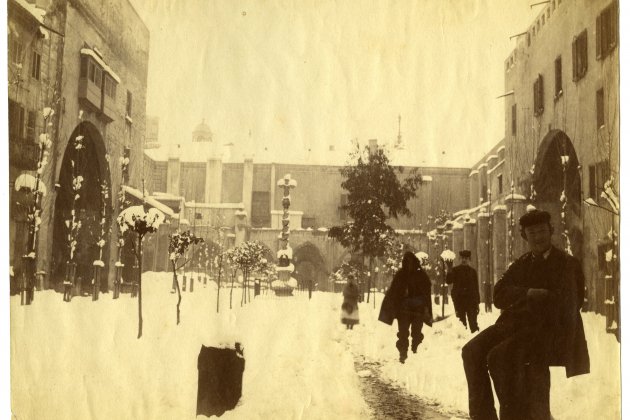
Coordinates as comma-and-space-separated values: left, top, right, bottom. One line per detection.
440, 249, 456, 262
276, 246, 293, 259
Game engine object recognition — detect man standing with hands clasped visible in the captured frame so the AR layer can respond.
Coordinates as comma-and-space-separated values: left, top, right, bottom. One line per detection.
446, 250, 480, 332
461, 209, 589, 420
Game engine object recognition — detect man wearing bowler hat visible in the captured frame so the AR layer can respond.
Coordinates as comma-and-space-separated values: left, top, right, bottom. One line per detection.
461, 209, 589, 420
446, 250, 480, 332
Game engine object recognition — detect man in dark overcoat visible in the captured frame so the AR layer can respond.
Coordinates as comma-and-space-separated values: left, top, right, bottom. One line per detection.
446, 250, 480, 332
461, 209, 589, 420
378, 252, 433, 363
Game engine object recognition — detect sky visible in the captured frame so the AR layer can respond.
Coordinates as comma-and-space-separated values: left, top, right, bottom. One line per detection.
130, 0, 541, 167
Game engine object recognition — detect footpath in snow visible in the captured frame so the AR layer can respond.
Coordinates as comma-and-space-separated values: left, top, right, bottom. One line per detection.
10, 272, 621, 419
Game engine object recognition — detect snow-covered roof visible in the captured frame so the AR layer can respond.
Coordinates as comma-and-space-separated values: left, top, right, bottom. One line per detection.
123, 185, 174, 217
80, 48, 121, 83
15, 0, 46, 24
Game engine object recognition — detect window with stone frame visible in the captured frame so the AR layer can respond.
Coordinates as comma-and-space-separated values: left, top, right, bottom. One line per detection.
26, 110, 37, 142
30, 50, 41, 80
511, 104, 517, 136
497, 174, 504, 195
596, 1, 618, 61
572, 30, 588, 81
533, 74, 544, 116
126, 90, 133, 117
588, 160, 610, 202
9, 34, 24, 66
554, 56, 563, 98
596, 88, 605, 129
8, 100, 25, 140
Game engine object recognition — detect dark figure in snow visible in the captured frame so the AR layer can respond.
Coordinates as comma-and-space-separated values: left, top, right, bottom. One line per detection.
379, 252, 433, 364
462, 210, 589, 420
446, 250, 480, 332
341, 275, 360, 329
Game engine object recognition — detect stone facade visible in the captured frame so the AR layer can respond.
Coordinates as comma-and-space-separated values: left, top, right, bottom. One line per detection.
8, 0, 150, 292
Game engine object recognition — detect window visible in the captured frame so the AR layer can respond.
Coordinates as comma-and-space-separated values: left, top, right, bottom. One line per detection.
511, 104, 517, 136
9, 35, 23, 65
527, 32, 531, 46
89, 61, 95, 82
533, 74, 544, 116
104, 76, 117, 98
552, 0, 556, 11
26, 111, 36, 142
8, 100, 25, 139
194, 212, 203, 220
339, 193, 348, 220
547, 9, 550, 19
481, 185, 488, 202
572, 30, 588, 81
588, 160, 610, 200
126, 90, 133, 117
554, 56, 563, 97
80, 57, 88, 78
596, 1, 618, 60
30, 51, 41, 80
94, 66, 102, 87
497, 174, 504, 195
596, 88, 605, 128
122, 147, 131, 184
542, 14, 545, 26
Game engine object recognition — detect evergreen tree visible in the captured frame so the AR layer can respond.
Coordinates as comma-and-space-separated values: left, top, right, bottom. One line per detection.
329, 143, 422, 301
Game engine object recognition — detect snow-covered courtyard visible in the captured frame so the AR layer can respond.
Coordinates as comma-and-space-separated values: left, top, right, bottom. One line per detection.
10, 272, 620, 419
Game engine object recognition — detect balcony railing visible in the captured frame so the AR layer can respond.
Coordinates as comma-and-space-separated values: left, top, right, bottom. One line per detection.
9, 139, 39, 170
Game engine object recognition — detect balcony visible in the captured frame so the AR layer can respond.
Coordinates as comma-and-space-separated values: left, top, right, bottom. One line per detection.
9, 139, 39, 170
78, 77, 102, 112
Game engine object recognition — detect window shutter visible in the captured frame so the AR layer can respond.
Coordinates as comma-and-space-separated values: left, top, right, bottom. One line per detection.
572, 39, 577, 81
596, 14, 602, 60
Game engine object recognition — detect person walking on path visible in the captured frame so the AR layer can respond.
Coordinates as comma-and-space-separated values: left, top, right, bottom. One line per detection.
341, 275, 360, 330
379, 252, 433, 364
461, 209, 589, 420
446, 250, 480, 332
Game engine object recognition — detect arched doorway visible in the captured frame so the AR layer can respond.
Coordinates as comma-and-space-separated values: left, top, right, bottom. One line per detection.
532, 130, 582, 258
51, 122, 112, 293
293, 242, 327, 292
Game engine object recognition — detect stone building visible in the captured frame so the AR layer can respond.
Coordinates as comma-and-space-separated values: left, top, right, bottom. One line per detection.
458, 0, 619, 334
8, 0, 151, 294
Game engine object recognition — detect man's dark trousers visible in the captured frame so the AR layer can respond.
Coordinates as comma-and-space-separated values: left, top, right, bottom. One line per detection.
462, 324, 551, 420
396, 312, 424, 355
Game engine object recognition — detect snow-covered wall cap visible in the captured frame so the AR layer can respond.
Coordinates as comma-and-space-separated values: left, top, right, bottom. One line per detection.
394, 229, 422, 234
422, 175, 433, 182
464, 218, 477, 224
271, 210, 304, 215
505, 193, 527, 202
469, 170, 479, 177
478, 212, 491, 218
485, 154, 498, 163
93, 260, 105, 267
526, 204, 537, 213
15, 0, 45, 24
452, 221, 464, 230
317, 227, 328, 232
493, 205, 507, 212
80, 48, 121, 83
185, 202, 244, 209
234, 209, 247, 217
123, 185, 174, 217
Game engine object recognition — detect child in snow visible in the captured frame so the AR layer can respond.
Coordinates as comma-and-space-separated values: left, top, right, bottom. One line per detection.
341, 275, 360, 329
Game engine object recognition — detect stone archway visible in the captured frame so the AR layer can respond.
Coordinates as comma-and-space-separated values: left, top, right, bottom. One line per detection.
293, 242, 328, 292
51, 122, 112, 293
532, 129, 582, 257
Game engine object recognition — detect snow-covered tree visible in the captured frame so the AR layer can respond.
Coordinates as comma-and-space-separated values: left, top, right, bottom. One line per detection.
117, 205, 165, 338
224, 241, 267, 306
168, 230, 203, 324
329, 142, 422, 302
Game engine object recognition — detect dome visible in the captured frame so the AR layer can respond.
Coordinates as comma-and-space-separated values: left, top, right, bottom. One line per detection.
192, 119, 212, 142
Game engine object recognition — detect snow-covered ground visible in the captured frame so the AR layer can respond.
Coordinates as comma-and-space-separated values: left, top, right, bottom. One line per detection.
10, 272, 620, 419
